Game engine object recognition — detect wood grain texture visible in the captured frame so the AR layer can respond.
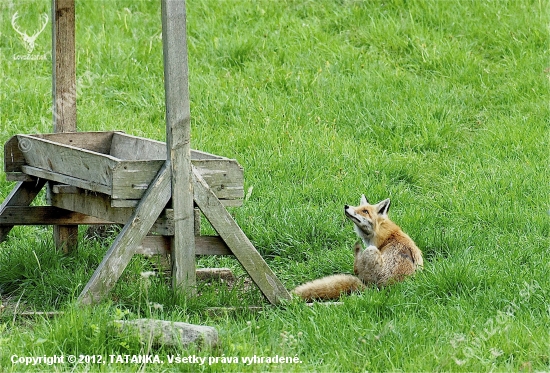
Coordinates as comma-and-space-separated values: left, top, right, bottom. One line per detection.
50, 187, 173, 235
52, 0, 76, 131
161, 0, 196, 293
10, 134, 243, 203
0, 207, 110, 225
3, 136, 26, 173
137, 235, 232, 256
22, 165, 112, 195
52, 0, 78, 252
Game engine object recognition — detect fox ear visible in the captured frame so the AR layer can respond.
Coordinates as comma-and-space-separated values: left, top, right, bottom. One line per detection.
376, 198, 391, 216
360, 194, 369, 205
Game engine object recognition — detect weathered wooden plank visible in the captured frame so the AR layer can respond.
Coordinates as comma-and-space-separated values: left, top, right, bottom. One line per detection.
162, 0, 196, 294
137, 235, 231, 256
193, 160, 244, 201
50, 187, 173, 235
110, 160, 166, 200
22, 165, 111, 195
52, 0, 78, 253
18, 135, 116, 186
109, 199, 142, 208
9, 132, 243, 203
136, 236, 170, 256
52, 0, 76, 131
0, 181, 46, 208
51, 184, 78, 194
4, 132, 114, 175
194, 207, 201, 235
4, 173, 35, 182
192, 168, 291, 305
110, 198, 242, 208
101, 134, 167, 201
14, 136, 242, 203
0, 180, 46, 242
7, 132, 240, 165
110, 132, 165, 160
114, 319, 218, 348
29, 132, 115, 153
3, 136, 26, 173
111, 160, 243, 202
194, 236, 232, 256
78, 162, 172, 305
0, 207, 110, 225
112, 158, 243, 205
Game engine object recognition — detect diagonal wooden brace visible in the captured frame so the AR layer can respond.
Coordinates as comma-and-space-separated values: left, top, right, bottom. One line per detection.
78, 162, 172, 305
0, 179, 46, 243
192, 167, 291, 305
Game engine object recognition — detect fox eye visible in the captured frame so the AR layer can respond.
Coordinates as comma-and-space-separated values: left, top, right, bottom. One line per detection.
362, 209, 370, 215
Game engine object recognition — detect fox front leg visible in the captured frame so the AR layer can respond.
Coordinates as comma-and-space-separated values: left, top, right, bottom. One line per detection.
354, 242, 385, 285
354, 241, 382, 264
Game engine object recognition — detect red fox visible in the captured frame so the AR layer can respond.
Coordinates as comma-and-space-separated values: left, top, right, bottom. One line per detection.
292, 195, 423, 301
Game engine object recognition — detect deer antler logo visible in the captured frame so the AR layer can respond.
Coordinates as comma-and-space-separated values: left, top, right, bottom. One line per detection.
11, 11, 49, 54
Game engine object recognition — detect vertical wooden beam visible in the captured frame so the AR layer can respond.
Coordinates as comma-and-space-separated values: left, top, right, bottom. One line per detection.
52, 0, 76, 129
161, 0, 196, 294
52, 0, 78, 253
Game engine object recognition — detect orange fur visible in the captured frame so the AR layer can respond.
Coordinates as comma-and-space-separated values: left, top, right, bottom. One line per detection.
347, 196, 423, 286
292, 195, 423, 301
292, 274, 365, 302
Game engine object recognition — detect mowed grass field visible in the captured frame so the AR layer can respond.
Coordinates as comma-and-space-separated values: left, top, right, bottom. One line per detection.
1, 0, 549, 372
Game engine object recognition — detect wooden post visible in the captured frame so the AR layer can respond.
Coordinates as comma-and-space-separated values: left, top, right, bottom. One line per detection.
161, 0, 196, 294
52, 0, 78, 253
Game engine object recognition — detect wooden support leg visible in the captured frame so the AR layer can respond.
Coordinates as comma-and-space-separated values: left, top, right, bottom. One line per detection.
53, 225, 78, 254
48, 183, 79, 254
0, 180, 46, 243
78, 163, 172, 305
192, 168, 291, 305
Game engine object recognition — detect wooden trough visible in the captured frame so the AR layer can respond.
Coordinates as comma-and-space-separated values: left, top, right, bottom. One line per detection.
4, 131, 244, 207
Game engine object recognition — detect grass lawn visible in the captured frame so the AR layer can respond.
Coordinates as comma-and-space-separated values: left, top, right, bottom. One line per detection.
1, 0, 549, 371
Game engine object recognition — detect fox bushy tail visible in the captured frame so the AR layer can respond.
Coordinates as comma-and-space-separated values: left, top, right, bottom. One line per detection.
292, 274, 365, 302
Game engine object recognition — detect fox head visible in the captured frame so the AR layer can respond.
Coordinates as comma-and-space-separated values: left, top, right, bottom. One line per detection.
344, 195, 391, 244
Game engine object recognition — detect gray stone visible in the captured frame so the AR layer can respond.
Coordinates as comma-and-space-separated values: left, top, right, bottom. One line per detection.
114, 318, 218, 348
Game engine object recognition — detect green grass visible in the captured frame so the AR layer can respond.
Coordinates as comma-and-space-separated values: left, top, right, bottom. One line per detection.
1, 0, 549, 371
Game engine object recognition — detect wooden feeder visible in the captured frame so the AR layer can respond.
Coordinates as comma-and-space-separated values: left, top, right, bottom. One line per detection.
0, 0, 290, 305
5, 132, 244, 207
